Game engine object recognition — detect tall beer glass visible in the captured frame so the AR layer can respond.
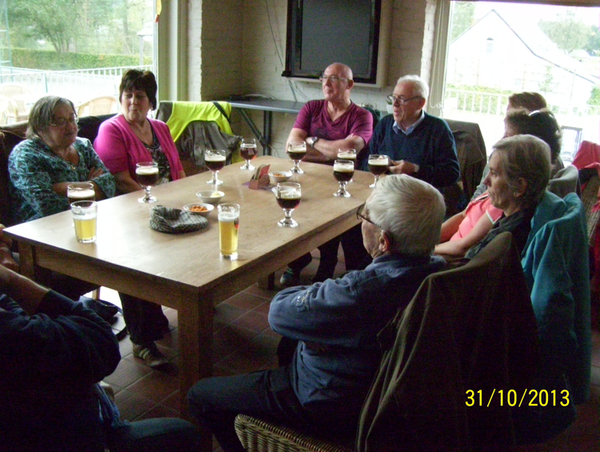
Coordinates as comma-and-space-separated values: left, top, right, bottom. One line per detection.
135, 161, 159, 203
71, 201, 97, 243
218, 203, 240, 260
206, 150, 226, 185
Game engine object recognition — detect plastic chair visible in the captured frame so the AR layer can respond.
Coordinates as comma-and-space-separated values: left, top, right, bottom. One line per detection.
77, 96, 118, 117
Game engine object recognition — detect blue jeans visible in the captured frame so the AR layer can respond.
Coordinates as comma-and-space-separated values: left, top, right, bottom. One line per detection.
106, 418, 201, 451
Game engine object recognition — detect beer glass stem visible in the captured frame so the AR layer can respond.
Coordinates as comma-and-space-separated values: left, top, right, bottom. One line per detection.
335, 181, 351, 198
369, 175, 380, 189
291, 160, 304, 174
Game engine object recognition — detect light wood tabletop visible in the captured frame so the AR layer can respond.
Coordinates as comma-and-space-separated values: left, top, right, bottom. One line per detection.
5, 156, 375, 428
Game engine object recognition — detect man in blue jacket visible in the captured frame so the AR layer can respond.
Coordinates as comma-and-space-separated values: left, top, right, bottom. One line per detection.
188, 174, 447, 452
360, 75, 460, 190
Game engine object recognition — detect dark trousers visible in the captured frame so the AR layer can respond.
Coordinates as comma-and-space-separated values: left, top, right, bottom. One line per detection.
119, 293, 169, 345
187, 367, 357, 452
289, 225, 370, 281
107, 418, 202, 452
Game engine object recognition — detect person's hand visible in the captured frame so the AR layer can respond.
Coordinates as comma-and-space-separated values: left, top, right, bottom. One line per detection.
389, 159, 418, 175
87, 167, 105, 180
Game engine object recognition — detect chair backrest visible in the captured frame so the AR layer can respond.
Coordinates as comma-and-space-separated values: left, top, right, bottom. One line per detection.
77, 96, 118, 117
357, 232, 539, 451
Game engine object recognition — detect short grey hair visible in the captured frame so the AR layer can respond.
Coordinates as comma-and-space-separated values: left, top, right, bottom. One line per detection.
367, 174, 445, 256
396, 75, 429, 99
491, 135, 551, 209
26, 96, 76, 140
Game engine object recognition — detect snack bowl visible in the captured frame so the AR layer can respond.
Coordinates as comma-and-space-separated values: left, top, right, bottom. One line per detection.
196, 190, 225, 204
269, 170, 292, 184
183, 203, 214, 217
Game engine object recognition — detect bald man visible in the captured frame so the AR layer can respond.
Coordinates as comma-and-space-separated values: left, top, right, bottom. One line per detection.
281, 63, 373, 286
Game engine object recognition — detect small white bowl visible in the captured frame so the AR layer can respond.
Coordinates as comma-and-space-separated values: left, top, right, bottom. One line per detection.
196, 190, 225, 204
269, 170, 292, 184
183, 203, 214, 217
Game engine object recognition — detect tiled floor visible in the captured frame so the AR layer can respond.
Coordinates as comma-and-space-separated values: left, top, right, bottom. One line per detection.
100, 256, 600, 452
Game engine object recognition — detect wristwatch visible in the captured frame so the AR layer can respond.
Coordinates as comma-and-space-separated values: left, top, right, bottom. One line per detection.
307, 136, 319, 147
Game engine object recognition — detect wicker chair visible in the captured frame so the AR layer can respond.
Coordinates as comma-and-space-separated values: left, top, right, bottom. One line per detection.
235, 232, 540, 452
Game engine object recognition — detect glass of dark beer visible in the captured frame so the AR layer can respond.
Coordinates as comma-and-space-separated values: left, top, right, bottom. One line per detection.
135, 161, 159, 203
368, 154, 389, 188
240, 138, 257, 170
287, 141, 307, 174
333, 159, 354, 198
274, 182, 301, 227
205, 149, 227, 186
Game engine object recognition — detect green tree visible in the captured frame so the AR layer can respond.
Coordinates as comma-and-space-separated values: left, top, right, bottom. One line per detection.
585, 25, 600, 56
450, 2, 475, 42
539, 11, 589, 53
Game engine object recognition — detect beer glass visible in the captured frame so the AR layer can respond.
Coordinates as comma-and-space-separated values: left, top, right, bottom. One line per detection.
333, 159, 354, 198
71, 201, 97, 243
206, 150, 226, 185
274, 182, 301, 228
287, 141, 307, 174
337, 148, 357, 182
368, 154, 389, 188
240, 138, 257, 170
135, 161, 159, 203
67, 182, 95, 206
218, 203, 240, 260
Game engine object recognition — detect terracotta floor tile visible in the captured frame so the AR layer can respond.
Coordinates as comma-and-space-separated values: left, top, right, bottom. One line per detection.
230, 309, 270, 332
115, 388, 157, 421
126, 370, 181, 404
104, 355, 153, 388
225, 291, 271, 310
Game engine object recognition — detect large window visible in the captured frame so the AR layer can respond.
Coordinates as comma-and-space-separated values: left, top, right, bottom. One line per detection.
442, 1, 600, 162
0, 0, 155, 124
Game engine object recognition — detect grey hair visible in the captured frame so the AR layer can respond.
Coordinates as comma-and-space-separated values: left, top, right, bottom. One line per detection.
367, 174, 445, 256
491, 135, 551, 209
26, 96, 76, 140
396, 75, 429, 99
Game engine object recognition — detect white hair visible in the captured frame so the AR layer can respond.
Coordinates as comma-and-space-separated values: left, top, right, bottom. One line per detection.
396, 75, 429, 99
367, 174, 445, 255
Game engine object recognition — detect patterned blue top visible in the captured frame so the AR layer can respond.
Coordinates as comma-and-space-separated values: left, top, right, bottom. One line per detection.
8, 137, 116, 223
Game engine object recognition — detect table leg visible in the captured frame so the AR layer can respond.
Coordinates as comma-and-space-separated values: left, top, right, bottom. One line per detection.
263, 111, 272, 155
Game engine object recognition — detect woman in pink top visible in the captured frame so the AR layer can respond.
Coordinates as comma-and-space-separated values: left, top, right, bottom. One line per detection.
95, 69, 186, 368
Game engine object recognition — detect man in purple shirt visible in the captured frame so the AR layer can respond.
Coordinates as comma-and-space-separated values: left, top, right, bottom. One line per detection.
281, 63, 373, 286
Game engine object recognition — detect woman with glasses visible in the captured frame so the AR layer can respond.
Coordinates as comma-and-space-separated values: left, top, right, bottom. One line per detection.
8, 95, 115, 224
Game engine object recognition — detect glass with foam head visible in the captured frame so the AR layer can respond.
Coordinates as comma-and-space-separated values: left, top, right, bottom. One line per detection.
287, 141, 307, 174
274, 182, 301, 228
67, 182, 95, 206
240, 138, 257, 170
135, 161, 159, 203
218, 203, 240, 260
71, 201, 97, 243
333, 159, 354, 198
368, 154, 389, 188
206, 150, 226, 185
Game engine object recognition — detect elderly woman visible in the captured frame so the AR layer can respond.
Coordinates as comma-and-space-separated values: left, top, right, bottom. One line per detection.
465, 134, 551, 259
95, 69, 185, 368
8, 96, 115, 224
435, 109, 561, 258
94, 69, 185, 193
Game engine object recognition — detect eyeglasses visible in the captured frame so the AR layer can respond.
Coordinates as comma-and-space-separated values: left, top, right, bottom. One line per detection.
357, 204, 395, 244
50, 115, 79, 128
386, 95, 421, 106
319, 75, 349, 84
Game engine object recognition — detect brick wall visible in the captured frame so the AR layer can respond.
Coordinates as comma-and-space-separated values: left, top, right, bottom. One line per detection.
191, 0, 436, 157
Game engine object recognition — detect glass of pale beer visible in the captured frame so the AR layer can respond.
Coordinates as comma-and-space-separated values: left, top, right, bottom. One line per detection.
333, 159, 354, 198
135, 161, 159, 203
274, 182, 301, 228
240, 138, 257, 170
368, 154, 389, 188
206, 150, 227, 185
287, 141, 307, 174
71, 201, 97, 243
218, 203, 240, 260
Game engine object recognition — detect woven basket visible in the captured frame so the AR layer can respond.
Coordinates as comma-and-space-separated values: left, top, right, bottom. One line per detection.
235, 414, 354, 452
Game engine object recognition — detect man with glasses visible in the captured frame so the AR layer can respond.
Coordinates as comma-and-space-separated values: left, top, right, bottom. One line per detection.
281, 62, 373, 286
188, 174, 447, 452
360, 75, 460, 190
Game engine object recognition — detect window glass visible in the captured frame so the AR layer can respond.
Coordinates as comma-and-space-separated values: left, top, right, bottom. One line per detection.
444, 1, 600, 163
0, 0, 155, 123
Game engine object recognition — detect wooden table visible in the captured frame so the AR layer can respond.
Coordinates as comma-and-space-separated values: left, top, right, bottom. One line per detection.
4, 156, 374, 422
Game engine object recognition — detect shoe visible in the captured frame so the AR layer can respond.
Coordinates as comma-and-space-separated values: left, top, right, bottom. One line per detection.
279, 268, 300, 287
132, 342, 168, 368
